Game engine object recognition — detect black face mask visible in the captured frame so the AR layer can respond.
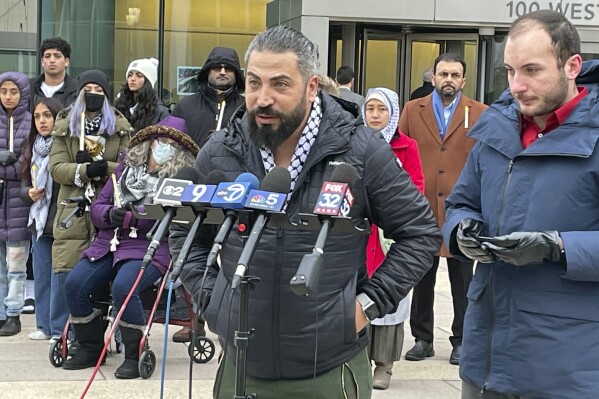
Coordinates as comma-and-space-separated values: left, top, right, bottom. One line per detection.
84, 93, 104, 112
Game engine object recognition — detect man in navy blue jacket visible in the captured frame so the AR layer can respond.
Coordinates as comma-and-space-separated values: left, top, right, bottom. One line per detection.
444, 10, 599, 399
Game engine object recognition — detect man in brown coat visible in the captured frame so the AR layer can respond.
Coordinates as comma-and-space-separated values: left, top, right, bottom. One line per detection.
398, 53, 487, 366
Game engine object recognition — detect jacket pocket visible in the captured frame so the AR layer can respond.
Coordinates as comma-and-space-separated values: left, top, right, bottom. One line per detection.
507, 290, 599, 396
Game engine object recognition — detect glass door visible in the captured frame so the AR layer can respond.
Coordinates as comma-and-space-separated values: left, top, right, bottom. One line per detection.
360, 30, 403, 95
405, 34, 479, 104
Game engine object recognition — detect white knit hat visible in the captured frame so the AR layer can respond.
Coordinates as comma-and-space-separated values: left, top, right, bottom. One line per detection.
126, 57, 159, 88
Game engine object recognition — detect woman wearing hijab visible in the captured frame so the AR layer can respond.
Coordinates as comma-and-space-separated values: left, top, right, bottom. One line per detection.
0, 72, 33, 337
20, 97, 66, 340
50, 70, 132, 325
62, 116, 198, 378
115, 57, 169, 134
362, 87, 425, 390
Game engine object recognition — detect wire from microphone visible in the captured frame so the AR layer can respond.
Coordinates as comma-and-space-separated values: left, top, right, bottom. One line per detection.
231, 167, 291, 289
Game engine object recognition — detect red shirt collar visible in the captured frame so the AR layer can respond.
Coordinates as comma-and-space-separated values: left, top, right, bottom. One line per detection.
521, 86, 588, 133
521, 87, 587, 149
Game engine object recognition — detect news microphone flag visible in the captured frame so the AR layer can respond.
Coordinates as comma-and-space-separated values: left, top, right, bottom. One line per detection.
211, 181, 254, 210
313, 181, 355, 217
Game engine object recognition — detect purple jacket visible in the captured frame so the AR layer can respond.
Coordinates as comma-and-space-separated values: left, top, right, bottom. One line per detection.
0, 72, 32, 242
83, 161, 170, 273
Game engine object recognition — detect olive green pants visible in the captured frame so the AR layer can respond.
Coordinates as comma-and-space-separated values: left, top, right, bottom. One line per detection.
213, 348, 373, 399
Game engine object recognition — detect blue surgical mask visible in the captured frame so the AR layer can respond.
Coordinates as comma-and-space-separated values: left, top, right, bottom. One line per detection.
152, 140, 177, 165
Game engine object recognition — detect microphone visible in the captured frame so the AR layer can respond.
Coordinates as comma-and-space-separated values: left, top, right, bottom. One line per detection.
141, 166, 200, 269
231, 167, 291, 289
290, 163, 358, 296
206, 172, 260, 268
170, 170, 227, 282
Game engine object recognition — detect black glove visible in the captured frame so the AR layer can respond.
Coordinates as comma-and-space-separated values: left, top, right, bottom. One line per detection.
86, 160, 108, 178
480, 231, 562, 266
0, 150, 17, 166
76, 150, 93, 164
456, 218, 495, 263
110, 207, 128, 228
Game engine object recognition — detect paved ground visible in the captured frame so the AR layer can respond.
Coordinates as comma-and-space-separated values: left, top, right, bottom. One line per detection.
0, 260, 461, 399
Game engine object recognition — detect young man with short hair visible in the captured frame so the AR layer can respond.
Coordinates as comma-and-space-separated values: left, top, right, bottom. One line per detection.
29, 37, 78, 109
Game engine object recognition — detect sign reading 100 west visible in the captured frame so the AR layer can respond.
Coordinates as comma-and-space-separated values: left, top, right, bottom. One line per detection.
506, 1, 597, 20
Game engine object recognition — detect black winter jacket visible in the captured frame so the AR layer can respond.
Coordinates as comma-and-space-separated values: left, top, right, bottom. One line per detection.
29, 73, 78, 111
170, 92, 441, 379
172, 46, 244, 147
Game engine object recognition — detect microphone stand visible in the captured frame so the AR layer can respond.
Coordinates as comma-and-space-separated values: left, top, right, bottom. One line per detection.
233, 210, 259, 399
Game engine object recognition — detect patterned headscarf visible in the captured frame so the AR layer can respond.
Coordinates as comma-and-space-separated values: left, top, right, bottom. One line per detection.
362, 87, 400, 143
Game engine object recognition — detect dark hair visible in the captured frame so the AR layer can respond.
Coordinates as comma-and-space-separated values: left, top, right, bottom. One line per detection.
245, 25, 319, 83
39, 37, 71, 59
115, 79, 159, 132
336, 66, 354, 85
509, 10, 580, 67
433, 53, 467, 76
21, 97, 63, 182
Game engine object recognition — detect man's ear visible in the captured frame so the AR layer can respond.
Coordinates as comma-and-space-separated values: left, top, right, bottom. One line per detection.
307, 75, 318, 102
564, 54, 582, 81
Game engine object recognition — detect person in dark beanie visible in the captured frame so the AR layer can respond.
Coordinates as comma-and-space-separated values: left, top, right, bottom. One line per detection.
115, 57, 170, 135
62, 116, 198, 374
172, 46, 245, 147
49, 70, 132, 332
29, 37, 77, 110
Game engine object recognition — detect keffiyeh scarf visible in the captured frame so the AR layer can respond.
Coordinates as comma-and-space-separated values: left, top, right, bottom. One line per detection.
260, 95, 322, 195
85, 114, 102, 136
28, 135, 54, 239
118, 165, 161, 207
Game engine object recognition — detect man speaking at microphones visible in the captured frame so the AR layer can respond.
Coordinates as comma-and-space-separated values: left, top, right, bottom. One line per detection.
169, 26, 441, 399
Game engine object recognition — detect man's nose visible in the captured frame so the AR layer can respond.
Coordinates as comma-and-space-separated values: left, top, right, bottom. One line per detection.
509, 73, 527, 94
256, 86, 274, 108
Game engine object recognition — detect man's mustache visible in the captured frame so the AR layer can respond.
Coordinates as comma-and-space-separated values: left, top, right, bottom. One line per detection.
254, 106, 282, 118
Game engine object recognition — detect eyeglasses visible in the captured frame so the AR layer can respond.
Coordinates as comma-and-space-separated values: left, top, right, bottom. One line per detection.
210, 65, 235, 73
0, 89, 19, 97
34, 112, 54, 120
156, 137, 181, 150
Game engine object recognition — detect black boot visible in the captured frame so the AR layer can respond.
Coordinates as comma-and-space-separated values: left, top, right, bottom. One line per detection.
114, 326, 142, 379
0, 316, 21, 336
63, 315, 105, 370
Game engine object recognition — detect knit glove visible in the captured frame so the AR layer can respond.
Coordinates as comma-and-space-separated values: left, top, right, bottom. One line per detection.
481, 231, 562, 266
110, 207, 128, 228
86, 160, 107, 178
0, 150, 17, 166
76, 150, 93, 164
456, 218, 495, 263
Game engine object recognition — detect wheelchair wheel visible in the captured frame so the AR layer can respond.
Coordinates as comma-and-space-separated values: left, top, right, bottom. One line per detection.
188, 337, 215, 363
49, 339, 67, 367
139, 350, 156, 379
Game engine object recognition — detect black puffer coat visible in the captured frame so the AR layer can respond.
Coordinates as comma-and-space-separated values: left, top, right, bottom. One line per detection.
172, 47, 244, 147
171, 92, 441, 379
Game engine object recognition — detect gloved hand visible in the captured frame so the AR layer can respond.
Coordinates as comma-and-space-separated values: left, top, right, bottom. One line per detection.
480, 231, 562, 266
86, 160, 108, 178
76, 150, 93, 164
110, 207, 128, 227
0, 150, 18, 166
456, 218, 495, 263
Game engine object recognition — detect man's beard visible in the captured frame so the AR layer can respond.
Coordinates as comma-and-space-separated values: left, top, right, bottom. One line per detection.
435, 83, 460, 100
249, 93, 308, 149
208, 75, 235, 91
516, 72, 569, 118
